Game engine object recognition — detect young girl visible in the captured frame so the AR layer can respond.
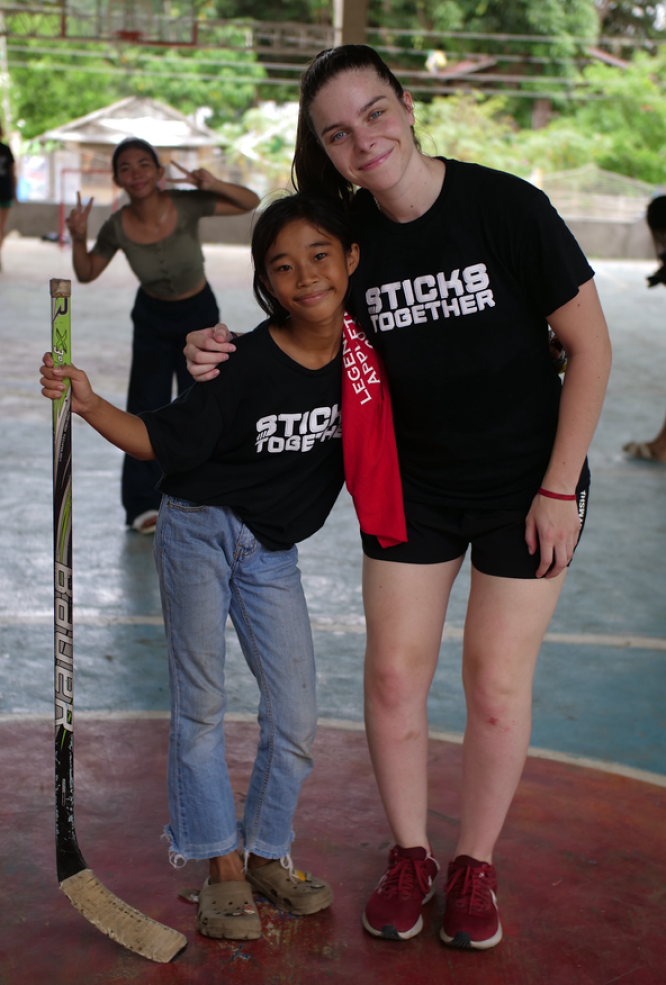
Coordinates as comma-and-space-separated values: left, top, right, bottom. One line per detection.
66, 137, 259, 533
42, 193, 364, 942
185, 45, 612, 951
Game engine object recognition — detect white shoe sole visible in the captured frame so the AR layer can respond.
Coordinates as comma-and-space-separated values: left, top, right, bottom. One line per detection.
361, 883, 436, 941
362, 910, 424, 940
440, 890, 503, 950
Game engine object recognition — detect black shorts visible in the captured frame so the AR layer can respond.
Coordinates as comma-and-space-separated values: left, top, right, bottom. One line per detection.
361, 478, 589, 579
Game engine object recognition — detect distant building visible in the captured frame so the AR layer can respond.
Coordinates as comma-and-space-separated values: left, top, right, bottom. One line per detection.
19, 96, 225, 205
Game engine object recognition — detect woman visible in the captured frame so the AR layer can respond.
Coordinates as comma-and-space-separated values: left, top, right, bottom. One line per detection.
185, 46, 612, 951
67, 137, 259, 533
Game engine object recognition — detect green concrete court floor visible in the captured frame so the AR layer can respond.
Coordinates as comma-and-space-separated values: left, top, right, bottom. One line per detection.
1, 236, 665, 775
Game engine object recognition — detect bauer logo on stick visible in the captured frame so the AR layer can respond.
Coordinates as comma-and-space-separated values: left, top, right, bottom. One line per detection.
49, 278, 187, 964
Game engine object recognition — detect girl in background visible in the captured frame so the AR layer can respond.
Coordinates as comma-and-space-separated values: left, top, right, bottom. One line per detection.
67, 137, 259, 533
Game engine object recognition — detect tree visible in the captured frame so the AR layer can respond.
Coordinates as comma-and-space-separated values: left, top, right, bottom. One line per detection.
562, 50, 666, 181
8, 29, 264, 139
416, 90, 609, 177
213, 0, 332, 23
594, 1, 666, 40
366, 0, 599, 43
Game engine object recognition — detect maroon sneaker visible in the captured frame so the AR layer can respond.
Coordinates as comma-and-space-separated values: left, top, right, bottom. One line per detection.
362, 845, 439, 940
440, 855, 502, 950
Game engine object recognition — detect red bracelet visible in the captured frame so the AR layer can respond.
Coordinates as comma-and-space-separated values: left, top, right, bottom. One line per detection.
538, 487, 577, 501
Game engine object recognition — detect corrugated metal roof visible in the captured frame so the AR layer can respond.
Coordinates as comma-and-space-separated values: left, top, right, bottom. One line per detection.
39, 96, 219, 147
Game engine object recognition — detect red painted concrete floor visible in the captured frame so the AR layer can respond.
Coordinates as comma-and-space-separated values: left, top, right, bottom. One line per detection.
0, 719, 664, 985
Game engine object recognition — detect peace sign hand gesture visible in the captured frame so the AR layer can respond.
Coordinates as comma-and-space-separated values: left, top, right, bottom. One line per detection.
166, 161, 217, 192
66, 192, 94, 243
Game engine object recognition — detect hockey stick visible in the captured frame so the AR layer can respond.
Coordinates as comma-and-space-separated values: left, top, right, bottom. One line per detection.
50, 278, 187, 963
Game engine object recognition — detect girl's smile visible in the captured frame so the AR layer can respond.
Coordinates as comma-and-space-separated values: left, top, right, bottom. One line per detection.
262, 218, 359, 328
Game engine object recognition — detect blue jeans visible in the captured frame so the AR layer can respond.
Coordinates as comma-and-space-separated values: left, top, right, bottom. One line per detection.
154, 497, 317, 862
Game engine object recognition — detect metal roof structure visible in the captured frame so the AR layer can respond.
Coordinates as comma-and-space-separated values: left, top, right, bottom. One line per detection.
39, 94, 219, 147
541, 163, 655, 221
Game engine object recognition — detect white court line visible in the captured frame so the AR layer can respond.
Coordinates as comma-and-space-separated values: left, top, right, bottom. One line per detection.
1, 710, 664, 789
2, 612, 666, 652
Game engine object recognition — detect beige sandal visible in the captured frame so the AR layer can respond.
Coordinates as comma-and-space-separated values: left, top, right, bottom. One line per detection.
195, 878, 261, 940
623, 441, 666, 463
246, 856, 333, 915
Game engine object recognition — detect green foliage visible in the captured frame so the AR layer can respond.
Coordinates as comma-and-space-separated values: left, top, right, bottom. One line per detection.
416, 48, 666, 185
595, 1, 666, 40
416, 92, 519, 171
6, 0, 666, 188
416, 91, 608, 177
215, 90, 607, 188
212, 0, 331, 23
366, 0, 600, 129
7, 27, 264, 139
563, 51, 666, 182
217, 101, 299, 188
511, 120, 610, 174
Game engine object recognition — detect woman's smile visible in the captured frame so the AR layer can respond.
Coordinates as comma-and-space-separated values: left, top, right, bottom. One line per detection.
358, 148, 394, 172
310, 69, 416, 196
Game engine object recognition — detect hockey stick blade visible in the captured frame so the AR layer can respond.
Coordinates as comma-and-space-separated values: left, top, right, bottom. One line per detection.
50, 279, 187, 963
61, 869, 187, 963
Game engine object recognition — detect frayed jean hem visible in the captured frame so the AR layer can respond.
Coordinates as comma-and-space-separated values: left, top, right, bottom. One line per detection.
163, 824, 239, 867
236, 819, 295, 860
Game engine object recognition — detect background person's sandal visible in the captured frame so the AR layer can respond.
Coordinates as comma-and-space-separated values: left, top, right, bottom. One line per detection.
623, 440, 666, 462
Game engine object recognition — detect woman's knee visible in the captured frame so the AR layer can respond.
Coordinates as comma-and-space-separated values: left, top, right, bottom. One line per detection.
365, 655, 428, 713
463, 665, 533, 723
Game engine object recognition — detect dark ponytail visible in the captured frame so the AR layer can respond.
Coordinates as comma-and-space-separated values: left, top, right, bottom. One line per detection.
292, 45, 409, 207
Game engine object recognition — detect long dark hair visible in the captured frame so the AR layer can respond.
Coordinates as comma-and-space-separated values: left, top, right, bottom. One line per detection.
292, 45, 408, 206
252, 192, 354, 324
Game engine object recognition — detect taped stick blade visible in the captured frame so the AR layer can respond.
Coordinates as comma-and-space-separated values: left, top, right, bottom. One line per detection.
60, 868, 187, 963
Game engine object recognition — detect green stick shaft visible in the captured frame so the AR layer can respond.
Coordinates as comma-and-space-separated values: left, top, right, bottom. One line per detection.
51, 278, 85, 881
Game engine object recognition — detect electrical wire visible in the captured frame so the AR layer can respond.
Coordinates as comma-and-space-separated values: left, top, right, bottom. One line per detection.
6, 46, 589, 84
5, 59, 611, 99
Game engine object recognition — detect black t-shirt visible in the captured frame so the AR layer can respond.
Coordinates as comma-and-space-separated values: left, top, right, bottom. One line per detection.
349, 158, 594, 510
140, 323, 344, 550
0, 142, 15, 200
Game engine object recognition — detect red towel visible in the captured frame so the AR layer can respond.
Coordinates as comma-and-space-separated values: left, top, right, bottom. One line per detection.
341, 311, 407, 548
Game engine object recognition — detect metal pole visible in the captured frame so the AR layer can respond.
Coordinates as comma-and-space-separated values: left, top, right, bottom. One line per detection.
333, 0, 368, 47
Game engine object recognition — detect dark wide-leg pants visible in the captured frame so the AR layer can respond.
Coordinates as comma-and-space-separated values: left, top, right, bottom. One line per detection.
122, 283, 220, 525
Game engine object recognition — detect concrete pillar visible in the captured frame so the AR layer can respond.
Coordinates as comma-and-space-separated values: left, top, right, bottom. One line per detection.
333, 0, 368, 47
531, 98, 552, 130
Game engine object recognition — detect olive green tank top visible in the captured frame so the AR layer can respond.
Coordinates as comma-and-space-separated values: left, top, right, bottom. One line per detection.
92, 190, 217, 299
